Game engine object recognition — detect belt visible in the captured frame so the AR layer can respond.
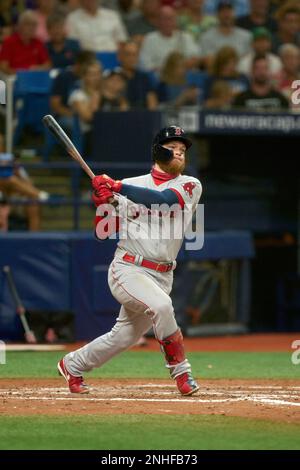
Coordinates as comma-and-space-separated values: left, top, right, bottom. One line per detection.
123, 252, 176, 273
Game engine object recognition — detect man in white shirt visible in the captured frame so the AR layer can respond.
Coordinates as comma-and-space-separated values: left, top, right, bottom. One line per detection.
138, 6, 200, 73
200, 0, 252, 64
66, 0, 128, 52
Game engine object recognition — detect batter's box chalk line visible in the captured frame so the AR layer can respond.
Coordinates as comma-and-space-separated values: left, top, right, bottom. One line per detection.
0, 385, 300, 408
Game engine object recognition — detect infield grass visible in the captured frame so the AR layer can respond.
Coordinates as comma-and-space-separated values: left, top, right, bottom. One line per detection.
0, 350, 298, 379
0, 415, 299, 450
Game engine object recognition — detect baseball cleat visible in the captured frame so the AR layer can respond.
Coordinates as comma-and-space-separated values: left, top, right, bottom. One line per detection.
175, 372, 200, 396
57, 358, 89, 394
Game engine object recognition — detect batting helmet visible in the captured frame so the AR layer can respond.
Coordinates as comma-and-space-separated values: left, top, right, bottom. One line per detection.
152, 126, 192, 162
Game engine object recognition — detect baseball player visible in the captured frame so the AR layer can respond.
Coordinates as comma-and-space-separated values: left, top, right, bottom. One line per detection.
58, 125, 202, 396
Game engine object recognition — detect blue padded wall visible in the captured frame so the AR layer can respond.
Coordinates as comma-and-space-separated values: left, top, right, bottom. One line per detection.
0, 231, 254, 341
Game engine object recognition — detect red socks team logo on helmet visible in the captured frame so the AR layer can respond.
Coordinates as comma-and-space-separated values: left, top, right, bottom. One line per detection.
174, 126, 184, 136
152, 126, 193, 162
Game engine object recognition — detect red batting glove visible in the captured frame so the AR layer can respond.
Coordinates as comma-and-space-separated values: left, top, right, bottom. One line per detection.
92, 186, 114, 207
92, 174, 122, 193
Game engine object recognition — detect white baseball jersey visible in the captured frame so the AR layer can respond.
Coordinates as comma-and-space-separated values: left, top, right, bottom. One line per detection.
113, 172, 202, 262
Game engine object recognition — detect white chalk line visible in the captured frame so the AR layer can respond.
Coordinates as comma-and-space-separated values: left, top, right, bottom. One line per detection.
2, 395, 241, 404
1, 384, 300, 392
1, 387, 300, 399
0, 385, 300, 408
1, 385, 300, 396
250, 398, 300, 407
3, 385, 299, 392
2, 395, 300, 407
124, 384, 300, 391
122, 384, 300, 390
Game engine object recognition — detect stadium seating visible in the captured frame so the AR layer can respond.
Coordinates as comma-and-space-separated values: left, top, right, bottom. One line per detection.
95, 51, 120, 71
14, 70, 56, 144
186, 70, 208, 104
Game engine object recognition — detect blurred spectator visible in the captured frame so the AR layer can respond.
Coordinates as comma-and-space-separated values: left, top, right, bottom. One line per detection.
100, 68, 129, 111
204, 0, 250, 17
0, 0, 14, 42
275, 43, 300, 109
204, 80, 233, 108
178, 0, 218, 42
66, 0, 128, 52
68, 59, 103, 152
50, 50, 96, 132
69, 62, 128, 153
46, 13, 80, 69
126, 0, 160, 45
101, 0, 121, 8
0, 134, 49, 231
160, 0, 187, 9
237, 0, 276, 32
0, 190, 10, 232
118, 40, 158, 109
101, 0, 118, 8
157, 51, 201, 106
0, 0, 13, 31
272, 2, 300, 54
0, 10, 51, 74
206, 46, 249, 99
61, 0, 81, 11
113, 1, 141, 31
233, 55, 289, 110
0, 0, 36, 32
238, 27, 282, 77
0, 133, 11, 231
138, 6, 200, 72
200, 1, 252, 67
269, 0, 294, 13
35, 0, 63, 43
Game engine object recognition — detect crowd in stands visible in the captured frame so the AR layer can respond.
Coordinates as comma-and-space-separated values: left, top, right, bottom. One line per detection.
0, 0, 300, 117
0, 0, 300, 228
0, 1, 300, 230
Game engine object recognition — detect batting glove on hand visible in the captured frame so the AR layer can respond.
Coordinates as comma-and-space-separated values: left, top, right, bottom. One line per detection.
92, 174, 122, 193
92, 186, 114, 207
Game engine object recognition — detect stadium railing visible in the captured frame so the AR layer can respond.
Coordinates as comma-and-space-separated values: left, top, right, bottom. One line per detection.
7, 161, 150, 230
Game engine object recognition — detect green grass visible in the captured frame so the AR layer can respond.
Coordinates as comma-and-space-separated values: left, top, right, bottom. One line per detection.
0, 351, 299, 379
0, 415, 299, 450
1, 351, 299, 451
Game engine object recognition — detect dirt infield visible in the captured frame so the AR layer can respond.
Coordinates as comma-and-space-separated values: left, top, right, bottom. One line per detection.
2, 335, 299, 424
1, 378, 299, 423
130, 334, 300, 352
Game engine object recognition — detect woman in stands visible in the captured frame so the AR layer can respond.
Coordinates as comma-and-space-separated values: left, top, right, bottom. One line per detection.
68, 59, 103, 154
69, 60, 128, 155
157, 51, 201, 107
205, 45, 249, 102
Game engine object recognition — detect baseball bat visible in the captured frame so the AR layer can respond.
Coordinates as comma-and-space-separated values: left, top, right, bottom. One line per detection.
42, 114, 95, 179
3, 266, 37, 344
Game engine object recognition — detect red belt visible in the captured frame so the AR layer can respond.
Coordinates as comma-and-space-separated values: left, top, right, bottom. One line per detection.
123, 253, 175, 273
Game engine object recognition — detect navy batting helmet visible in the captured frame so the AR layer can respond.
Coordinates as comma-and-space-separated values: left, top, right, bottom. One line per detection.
152, 126, 192, 162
